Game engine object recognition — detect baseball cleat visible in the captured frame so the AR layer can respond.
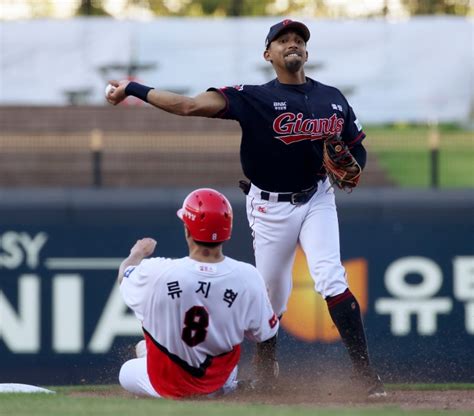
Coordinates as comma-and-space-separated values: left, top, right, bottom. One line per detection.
236, 379, 257, 392
351, 368, 387, 399
363, 371, 387, 399
366, 374, 387, 399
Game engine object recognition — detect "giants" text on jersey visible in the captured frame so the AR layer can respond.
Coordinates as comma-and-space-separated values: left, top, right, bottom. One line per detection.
273, 112, 344, 144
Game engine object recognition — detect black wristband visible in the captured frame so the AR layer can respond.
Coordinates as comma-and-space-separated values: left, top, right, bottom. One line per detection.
350, 142, 367, 170
124, 82, 153, 102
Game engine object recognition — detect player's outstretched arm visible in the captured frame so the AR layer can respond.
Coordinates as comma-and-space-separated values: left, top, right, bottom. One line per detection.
117, 237, 156, 284
106, 80, 226, 117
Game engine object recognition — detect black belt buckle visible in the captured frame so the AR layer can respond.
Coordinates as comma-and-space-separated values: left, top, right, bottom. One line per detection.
290, 184, 317, 205
290, 191, 306, 205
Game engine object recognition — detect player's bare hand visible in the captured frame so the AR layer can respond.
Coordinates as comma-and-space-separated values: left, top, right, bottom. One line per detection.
105, 80, 130, 106
130, 238, 157, 258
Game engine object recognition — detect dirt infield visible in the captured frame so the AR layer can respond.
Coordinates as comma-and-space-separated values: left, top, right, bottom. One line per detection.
222, 382, 474, 411
67, 381, 474, 411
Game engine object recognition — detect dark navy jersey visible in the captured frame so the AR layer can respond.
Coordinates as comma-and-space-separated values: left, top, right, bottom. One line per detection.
208, 77, 365, 192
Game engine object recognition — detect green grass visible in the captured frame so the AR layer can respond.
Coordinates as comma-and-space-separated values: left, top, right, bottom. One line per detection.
364, 125, 474, 187
0, 385, 473, 416
0, 395, 464, 416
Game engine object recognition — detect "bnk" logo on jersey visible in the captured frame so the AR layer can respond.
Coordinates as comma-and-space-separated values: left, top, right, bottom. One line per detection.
273, 112, 344, 144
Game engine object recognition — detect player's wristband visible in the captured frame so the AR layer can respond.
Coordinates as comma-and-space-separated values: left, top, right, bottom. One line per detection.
124, 82, 154, 102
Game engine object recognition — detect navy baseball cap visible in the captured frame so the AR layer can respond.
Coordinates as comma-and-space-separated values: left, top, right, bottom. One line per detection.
265, 19, 310, 49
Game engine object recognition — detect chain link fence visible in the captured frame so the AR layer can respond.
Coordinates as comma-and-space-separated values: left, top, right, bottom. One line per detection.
0, 106, 472, 188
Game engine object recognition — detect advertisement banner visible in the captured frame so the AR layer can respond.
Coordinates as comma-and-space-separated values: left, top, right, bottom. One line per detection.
0, 189, 473, 384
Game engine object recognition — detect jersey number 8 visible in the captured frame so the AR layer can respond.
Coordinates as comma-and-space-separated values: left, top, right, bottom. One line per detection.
181, 306, 209, 347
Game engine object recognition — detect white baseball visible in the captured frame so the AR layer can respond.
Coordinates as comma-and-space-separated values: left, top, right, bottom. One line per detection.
105, 84, 115, 97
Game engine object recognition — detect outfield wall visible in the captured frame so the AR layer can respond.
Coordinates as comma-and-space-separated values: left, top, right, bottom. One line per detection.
0, 188, 473, 384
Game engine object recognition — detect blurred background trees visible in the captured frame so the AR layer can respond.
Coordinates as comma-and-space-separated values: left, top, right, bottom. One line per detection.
76, 0, 109, 15
1, 0, 470, 20
74, 0, 470, 17
399, 0, 471, 14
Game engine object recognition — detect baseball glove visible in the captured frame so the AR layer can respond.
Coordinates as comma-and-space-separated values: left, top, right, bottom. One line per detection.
323, 135, 362, 191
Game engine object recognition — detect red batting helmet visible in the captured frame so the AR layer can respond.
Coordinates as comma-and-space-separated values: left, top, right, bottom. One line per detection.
177, 188, 233, 243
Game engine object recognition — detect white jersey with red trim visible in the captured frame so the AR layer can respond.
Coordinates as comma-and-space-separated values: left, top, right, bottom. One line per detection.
120, 255, 278, 398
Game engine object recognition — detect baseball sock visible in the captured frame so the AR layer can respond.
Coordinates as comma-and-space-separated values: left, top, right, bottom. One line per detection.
326, 289, 370, 373
255, 333, 278, 370
254, 333, 279, 390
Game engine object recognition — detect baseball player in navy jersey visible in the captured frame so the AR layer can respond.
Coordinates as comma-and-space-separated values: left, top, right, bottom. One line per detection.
118, 188, 278, 398
107, 19, 386, 399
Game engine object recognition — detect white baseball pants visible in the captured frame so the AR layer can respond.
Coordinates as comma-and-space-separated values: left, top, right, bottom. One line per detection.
246, 178, 348, 316
119, 357, 238, 398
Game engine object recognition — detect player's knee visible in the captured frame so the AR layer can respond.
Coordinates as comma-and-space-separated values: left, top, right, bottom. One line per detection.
313, 266, 347, 297
119, 359, 135, 391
